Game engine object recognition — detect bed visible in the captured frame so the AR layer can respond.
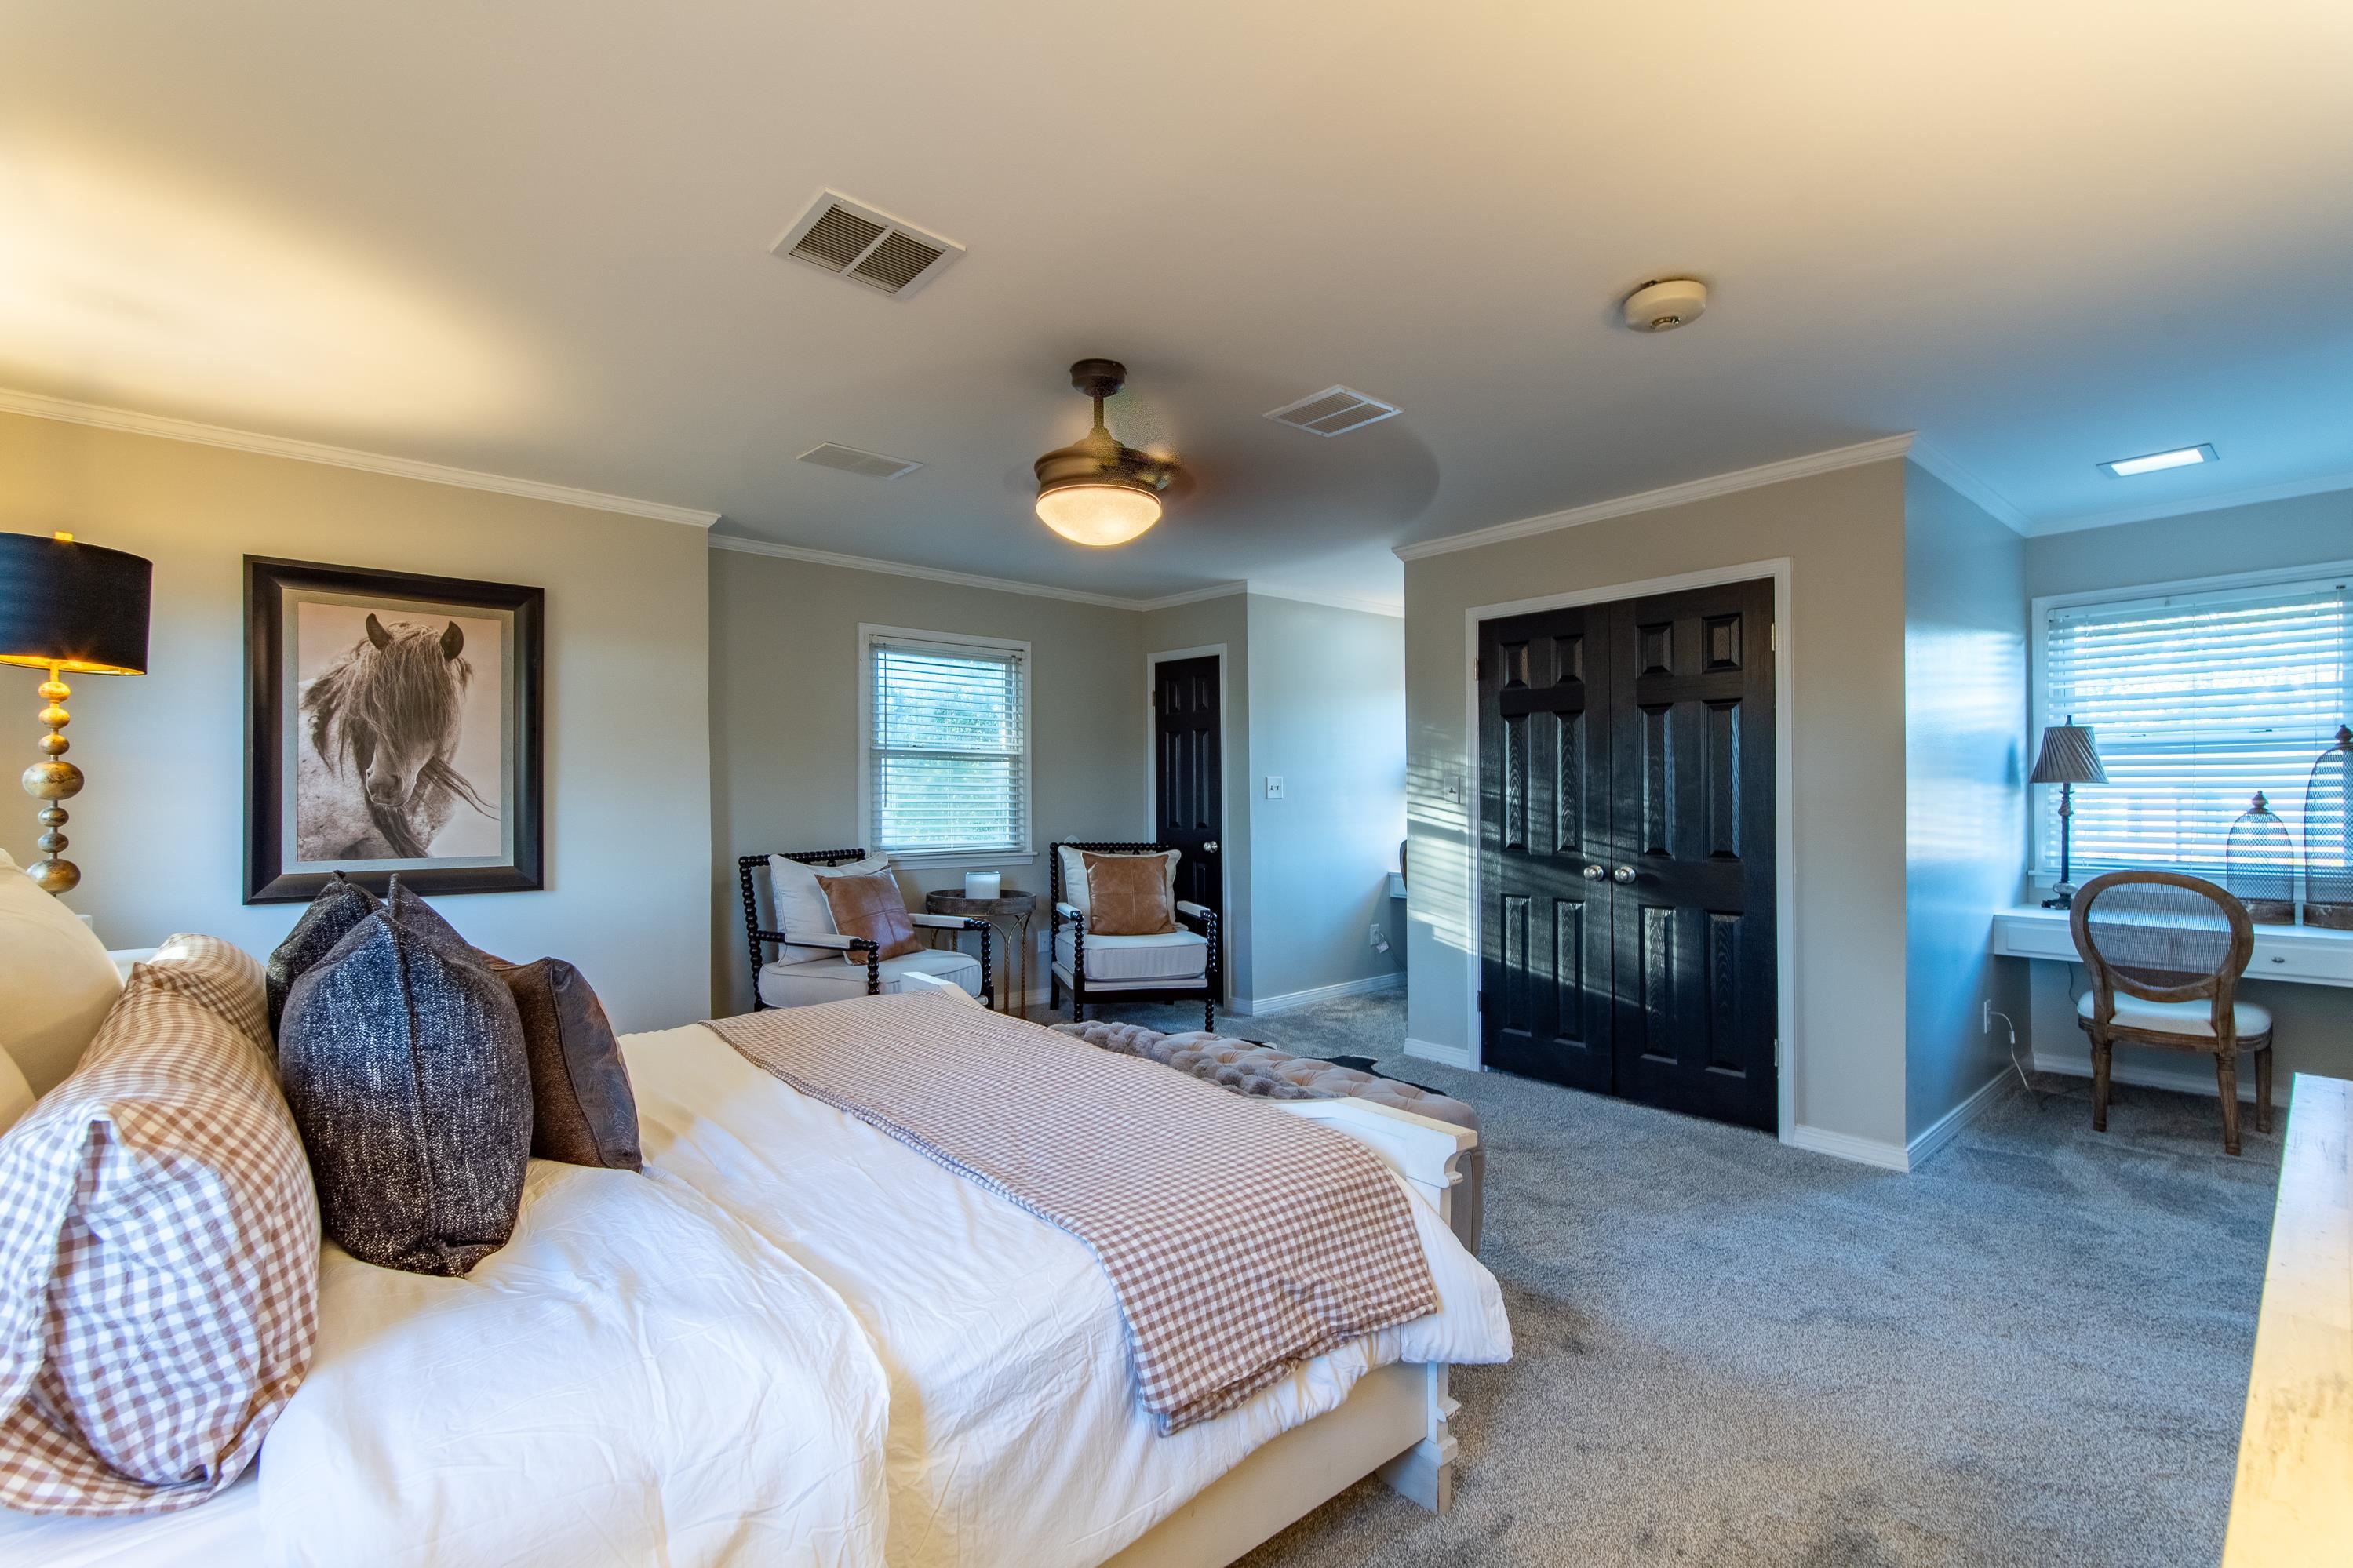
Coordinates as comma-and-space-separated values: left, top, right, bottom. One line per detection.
2, 1000, 1509, 1567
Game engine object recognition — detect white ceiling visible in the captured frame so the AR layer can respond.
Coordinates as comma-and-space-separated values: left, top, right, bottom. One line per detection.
6, 2, 2351, 607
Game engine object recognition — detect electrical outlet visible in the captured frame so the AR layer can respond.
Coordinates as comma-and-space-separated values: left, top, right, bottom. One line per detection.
1264, 775, 1285, 799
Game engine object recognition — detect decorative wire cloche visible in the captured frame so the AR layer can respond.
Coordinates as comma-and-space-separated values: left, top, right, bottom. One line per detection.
2302, 724, 2353, 930
2224, 791, 2295, 925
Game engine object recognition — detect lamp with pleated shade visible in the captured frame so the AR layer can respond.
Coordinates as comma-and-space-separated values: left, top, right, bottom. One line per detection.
2031, 715, 2106, 909
0, 531, 153, 895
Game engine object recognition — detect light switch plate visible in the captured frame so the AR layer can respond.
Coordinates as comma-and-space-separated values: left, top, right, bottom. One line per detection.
1264, 775, 1285, 799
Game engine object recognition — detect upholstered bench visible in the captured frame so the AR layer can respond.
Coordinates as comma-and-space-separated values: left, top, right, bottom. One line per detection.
1053, 1020, 1484, 1253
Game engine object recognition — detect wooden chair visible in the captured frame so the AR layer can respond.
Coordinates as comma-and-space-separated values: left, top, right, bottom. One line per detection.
737, 849, 992, 1012
2071, 870, 2275, 1155
1050, 841, 1219, 1030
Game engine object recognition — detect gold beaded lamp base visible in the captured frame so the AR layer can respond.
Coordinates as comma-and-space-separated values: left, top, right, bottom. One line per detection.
21, 667, 83, 895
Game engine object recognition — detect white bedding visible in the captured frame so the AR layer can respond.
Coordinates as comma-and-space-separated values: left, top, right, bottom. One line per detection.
0, 1020, 1510, 1568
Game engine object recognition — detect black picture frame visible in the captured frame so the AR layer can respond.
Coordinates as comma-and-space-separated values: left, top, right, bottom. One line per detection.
244, 556, 545, 904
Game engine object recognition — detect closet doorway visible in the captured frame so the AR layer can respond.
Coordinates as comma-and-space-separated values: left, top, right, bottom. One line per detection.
1476, 575, 1779, 1130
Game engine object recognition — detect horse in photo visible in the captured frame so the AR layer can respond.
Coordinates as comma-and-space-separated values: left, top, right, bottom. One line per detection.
296, 613, 496, 861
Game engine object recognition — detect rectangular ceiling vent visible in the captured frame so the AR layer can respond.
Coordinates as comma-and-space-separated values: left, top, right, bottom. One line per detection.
770, 190, 964, 299
1263, 385, 1403, 438
797, 442, 923, 480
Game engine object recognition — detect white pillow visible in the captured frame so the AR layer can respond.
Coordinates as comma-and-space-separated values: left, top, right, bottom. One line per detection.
766, 853, 893, 966
0, 848, 122, 1095
0, 1040, 31, 1134
1057, 846, 1179, 922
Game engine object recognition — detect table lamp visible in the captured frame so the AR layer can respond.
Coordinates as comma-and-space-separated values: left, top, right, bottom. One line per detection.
0, 531, 152, 895
2031, 714, 2106, 910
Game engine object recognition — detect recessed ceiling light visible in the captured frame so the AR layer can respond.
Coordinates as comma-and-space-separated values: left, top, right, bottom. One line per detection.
2099, 443, 2216, 478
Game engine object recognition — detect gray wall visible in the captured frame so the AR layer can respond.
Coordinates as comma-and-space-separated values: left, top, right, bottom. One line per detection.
1240, 595, 1407, 1006
2021, 489, 2353, 1092
1902, 464, 2032, 1143
1402, 459, 1913, 1148
709, 548, 1146, 1012
1140, 593, 1252, 1002
0, 409, 713, 1086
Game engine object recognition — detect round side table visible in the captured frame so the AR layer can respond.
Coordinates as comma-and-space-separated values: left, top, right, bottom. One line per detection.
923, 890, 1039, 1016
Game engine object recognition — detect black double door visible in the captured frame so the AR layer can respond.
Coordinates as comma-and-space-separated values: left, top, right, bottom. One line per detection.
1478, 578, 1777, 1131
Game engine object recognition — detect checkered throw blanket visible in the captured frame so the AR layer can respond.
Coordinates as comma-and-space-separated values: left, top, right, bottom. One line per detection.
705, 992, 1437, 1433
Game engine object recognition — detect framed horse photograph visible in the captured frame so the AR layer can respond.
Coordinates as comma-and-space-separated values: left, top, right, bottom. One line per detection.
243, 556, 545, 903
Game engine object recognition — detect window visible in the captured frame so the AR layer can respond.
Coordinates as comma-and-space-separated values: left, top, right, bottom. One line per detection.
2036, 566, 2353, 879
860, 627, 1029, 863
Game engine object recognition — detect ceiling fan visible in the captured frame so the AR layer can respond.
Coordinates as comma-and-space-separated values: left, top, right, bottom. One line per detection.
1033, 358, 1176, 547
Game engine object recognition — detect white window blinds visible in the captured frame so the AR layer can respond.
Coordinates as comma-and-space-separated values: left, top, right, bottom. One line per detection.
867, 635, 1027, 858
2040, 573, 2353, 876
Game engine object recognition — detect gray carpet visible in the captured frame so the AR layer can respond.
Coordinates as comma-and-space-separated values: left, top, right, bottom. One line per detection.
1099, 993, 2278, 1568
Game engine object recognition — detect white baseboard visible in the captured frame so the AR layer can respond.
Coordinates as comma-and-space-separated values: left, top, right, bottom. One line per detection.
1234, 972, 1404, 1018
1786, 1123, 1911, 1172
1904, 1069, 2015, 1170
1402, 1036, 1476, 1070
2031, 1050, 2268, 1104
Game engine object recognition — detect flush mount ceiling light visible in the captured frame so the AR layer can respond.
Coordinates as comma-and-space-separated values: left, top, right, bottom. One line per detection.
1623, 278, 1708, 332
1033, 358, 1176, 548
2098, 443, 2217, 478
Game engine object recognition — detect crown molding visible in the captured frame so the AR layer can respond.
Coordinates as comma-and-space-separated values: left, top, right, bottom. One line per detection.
0, 386, 720, 529
2027, 467, 2353, 537
1393, 433, 1915, 562
1907, 436, 2031, 534
708, 533, 1149, 609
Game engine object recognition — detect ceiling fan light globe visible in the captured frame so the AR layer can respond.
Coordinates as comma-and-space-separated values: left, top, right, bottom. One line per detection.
1035, 482, 1161, 547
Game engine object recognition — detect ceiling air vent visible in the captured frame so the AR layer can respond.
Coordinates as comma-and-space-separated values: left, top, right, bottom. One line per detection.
797, 442, 923, 480
1262, 385, 1403, 438
770, 190, 964, 299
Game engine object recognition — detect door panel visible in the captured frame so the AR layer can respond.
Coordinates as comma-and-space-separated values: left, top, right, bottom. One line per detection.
1479, 608, 1612, 1091
1152, 655, 1222, 926
1479, 578, 1777, 1132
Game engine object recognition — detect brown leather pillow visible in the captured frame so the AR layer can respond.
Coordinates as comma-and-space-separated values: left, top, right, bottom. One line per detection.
818, 871, 923, 963
480, 955, 642, 1170
1084, 851, 1178, 936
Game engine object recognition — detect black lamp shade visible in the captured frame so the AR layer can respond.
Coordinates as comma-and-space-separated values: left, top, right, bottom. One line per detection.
2030, 719, 2106, 785
0, 531, 151, 675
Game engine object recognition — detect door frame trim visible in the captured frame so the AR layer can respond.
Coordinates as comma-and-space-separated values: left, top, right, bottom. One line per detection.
1460, 558, 1798, 1145
1146, 643, 1233, 1006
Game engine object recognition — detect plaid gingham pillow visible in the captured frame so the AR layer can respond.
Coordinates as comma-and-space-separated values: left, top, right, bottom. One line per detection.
0, 934, 319, 1515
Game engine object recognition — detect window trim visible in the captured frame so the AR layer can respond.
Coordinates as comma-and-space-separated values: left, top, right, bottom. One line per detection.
857, 623, 1034, 869
2029, 556, 2353, 884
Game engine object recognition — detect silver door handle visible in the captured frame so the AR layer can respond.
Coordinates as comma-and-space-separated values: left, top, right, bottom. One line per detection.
1203, 841, 1218, 853
1612, 865, 1637, 884
1582, 864, 1606, 880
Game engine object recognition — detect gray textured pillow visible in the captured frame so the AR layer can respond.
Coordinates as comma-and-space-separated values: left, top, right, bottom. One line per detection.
264, 873, 380, 1040
277, 908, 531, 1276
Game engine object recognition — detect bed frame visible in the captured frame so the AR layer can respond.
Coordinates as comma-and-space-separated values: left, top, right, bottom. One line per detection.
1101, 1096, 1478, 1567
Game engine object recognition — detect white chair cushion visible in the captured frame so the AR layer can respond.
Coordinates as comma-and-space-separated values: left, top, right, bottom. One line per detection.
2077, 989, 2273, 1040
759, 947, 982, 1009
1054, 927, 1208, 987
0, 848, 123, 1095
767, 853, 892, 965
1056, 847, 1178, 922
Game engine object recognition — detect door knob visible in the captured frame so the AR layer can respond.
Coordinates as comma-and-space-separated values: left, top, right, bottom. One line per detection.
1582, 864, 1606, 881
1611, 865, 1637, 884
1203, 841, 1218, 853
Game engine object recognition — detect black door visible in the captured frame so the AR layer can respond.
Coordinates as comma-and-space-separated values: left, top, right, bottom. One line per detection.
1479, 579, 1777, 1130
1153, 655, 1222, 930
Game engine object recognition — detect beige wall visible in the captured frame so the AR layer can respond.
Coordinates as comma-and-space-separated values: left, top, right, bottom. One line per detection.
1402, 459, 1912, 1148
1902, 464, 2032, 1142
709, 548, 1146, 1013
0, 411, 712, 1081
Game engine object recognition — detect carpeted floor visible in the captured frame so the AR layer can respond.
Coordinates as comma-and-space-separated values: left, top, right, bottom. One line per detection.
1100, 992, 2279, 1568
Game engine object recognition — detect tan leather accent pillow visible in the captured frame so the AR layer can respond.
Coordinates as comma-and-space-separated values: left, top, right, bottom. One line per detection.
1084, 851, 1178, 936
818, 871, 924, 963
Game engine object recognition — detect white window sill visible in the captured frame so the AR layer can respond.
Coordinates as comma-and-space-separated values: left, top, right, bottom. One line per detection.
884, 851, 1036, 871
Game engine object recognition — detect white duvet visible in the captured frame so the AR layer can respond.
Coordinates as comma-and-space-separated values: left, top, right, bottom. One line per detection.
1, 1020, 1510, 1568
